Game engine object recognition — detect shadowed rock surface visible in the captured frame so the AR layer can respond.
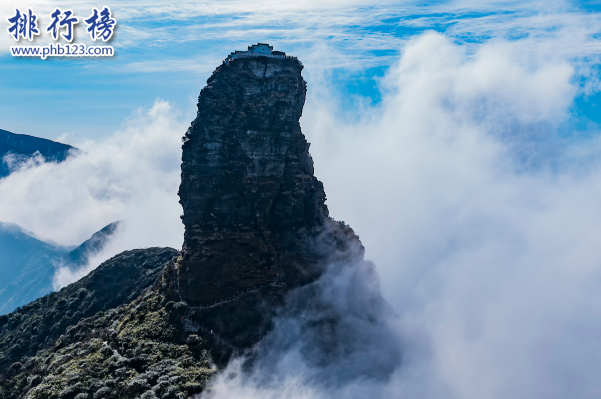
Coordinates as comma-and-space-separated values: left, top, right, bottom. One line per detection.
178, 51, 364, 348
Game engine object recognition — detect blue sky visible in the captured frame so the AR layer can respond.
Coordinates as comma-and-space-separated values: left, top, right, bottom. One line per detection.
1, 0, 599, 143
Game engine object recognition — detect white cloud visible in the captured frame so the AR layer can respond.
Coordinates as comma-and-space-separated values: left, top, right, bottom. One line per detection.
199, 31, 601, 399
0, 99, 186, 287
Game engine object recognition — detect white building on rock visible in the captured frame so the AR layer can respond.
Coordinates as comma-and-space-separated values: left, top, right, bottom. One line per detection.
225, 43, 293, 63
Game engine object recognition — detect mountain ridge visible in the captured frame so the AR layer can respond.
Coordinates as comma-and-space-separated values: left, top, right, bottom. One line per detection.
0, 129, 75, 178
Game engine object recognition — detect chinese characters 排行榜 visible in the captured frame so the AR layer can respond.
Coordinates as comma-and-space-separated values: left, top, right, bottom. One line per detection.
7, 7, 116, 42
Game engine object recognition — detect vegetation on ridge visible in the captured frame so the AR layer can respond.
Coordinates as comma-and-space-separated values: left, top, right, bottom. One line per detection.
0, 264, 216, 399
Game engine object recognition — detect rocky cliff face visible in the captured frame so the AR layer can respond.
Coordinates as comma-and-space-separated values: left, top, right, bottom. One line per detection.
178, 53, 362, 298
177, 50, 364, 348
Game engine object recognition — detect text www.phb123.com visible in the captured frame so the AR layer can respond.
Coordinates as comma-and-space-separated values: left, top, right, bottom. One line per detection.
11, 43, 114, 59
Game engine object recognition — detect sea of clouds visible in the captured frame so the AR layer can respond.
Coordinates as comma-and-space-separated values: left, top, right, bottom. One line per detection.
199, 32, 601, 399
1, 0, 601, 398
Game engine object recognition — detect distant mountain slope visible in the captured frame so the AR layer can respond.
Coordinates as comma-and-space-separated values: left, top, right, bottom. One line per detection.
0, 222, 120, 315
0, 129, 75, 178
64, 222, 120, 267
0, 224, 61, 316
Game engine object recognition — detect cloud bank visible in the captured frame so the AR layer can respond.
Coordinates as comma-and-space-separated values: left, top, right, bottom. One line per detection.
0, 100, 186, 288
199, 31, 601, 399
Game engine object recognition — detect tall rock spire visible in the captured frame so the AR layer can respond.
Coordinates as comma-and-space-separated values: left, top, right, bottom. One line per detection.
178, 44, 363, 346
0, 48, 398, 396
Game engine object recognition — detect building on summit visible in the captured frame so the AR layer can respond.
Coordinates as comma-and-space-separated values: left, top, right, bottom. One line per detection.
225, 43, 292, 63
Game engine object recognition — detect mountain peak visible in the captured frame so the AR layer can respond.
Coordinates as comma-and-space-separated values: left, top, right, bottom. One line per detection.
0, 46, 397, 398
0, 129, 75, 178
177, 48, 364, 348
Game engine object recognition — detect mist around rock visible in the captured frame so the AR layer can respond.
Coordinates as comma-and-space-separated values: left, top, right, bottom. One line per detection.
201, 253, 402, 399
206, 33, 601, 399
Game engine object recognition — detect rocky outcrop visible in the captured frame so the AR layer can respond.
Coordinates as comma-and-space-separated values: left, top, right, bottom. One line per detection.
177, 45, 364, 348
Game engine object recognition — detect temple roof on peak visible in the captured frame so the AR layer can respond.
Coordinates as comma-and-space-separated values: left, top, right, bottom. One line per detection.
224, 43, 295, 63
